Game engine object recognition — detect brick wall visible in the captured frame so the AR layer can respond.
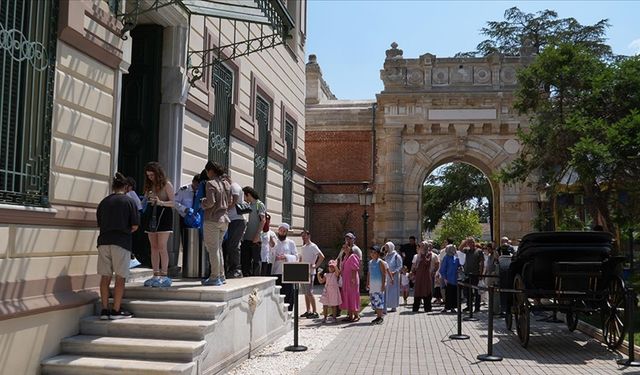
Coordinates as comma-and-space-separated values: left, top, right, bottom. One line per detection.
306, 129, 375, 252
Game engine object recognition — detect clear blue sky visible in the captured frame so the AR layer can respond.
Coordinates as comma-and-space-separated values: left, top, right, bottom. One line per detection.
306, 1, 640, 100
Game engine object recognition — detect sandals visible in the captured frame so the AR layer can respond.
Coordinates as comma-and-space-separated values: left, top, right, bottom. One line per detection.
352, 317, 360, 322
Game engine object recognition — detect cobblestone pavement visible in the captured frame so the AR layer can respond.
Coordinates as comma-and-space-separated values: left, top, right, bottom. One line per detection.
302, 301, 640, 375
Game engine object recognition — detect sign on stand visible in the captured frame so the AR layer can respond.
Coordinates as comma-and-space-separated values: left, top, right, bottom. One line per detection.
283, 262, 310, 352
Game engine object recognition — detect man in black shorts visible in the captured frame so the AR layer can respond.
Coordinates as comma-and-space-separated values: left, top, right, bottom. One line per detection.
96, 172, 140, 320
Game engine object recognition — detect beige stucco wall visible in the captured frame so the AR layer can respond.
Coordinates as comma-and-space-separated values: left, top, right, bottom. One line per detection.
183, 8, 307, 230
0, 305, 92, 375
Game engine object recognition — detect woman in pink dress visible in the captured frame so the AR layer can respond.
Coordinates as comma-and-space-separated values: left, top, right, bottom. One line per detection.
340, 246, 361, 322
318, 260, 342, 322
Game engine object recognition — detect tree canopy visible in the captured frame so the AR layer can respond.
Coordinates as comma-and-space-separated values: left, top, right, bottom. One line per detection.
422, 163, 491, 231
456, 7, 612, 58
499, 43, 640, 232
434, 204, 483, 245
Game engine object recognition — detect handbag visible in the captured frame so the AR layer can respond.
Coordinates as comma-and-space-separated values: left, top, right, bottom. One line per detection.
235, 202, 252, 214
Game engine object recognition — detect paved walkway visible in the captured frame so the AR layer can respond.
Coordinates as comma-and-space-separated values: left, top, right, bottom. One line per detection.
299, 299, 639, 375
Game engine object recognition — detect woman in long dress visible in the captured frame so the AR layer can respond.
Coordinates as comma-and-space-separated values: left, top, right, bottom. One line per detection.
339, 246, 361, 322
384, 241, 403, 312
412, 241, 437, 312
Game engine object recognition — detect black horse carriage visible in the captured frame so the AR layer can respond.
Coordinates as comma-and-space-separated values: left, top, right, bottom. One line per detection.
501, 231, 628, 348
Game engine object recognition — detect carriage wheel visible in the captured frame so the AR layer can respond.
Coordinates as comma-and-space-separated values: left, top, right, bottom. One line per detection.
513, 274, 530, 347
602, 276, 627, 349
565, 311, 578, 332
516, 303, 530, 348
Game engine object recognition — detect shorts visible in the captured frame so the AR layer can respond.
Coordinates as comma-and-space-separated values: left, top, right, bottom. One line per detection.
142, 206, 173, 233
97, 244, 131, 278
300, 275, 315, 294
370, 292, 385, 310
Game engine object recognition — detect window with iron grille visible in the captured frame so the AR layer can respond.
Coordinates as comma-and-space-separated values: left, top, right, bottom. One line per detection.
0, 0, 57, 207
282, 121, 294, 225
209, 62, 233, 169
254, 95, 270, 201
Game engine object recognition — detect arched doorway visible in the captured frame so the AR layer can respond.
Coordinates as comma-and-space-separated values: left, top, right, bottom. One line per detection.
372, 45, 539, 244
421, 161, 496, 243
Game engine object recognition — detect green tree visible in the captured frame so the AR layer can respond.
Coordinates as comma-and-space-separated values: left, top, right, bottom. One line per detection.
434, 204, 483, 245
499, 42, 640, 232
457, 7, 611, 58
422, 163, 491, 231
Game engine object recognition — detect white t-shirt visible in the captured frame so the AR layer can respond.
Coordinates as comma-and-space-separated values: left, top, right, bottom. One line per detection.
227, 182, 245, 221
270, 238, 298, 275
300, 241, 323, 275
260, 230, 276, 263
456, 250, 466, 266
400, 273, 410, 287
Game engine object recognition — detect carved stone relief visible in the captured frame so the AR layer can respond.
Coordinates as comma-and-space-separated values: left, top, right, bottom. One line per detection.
500, 66, 517, 84
432, 67, 448, 85
473, 66, 491, 85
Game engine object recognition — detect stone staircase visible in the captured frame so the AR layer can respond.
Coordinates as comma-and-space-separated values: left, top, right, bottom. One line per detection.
41, 278, 291, 374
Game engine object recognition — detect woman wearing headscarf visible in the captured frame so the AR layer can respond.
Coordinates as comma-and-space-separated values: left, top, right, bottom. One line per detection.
411, 241, 438, 312
439, 241, 460, 313
384, 241, 403, 312
339, 244, 361, 322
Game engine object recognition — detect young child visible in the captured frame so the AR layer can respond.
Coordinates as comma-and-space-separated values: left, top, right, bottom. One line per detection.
400, 266, 410, 305
367, 246, 388, 325
317, 260, 342, 322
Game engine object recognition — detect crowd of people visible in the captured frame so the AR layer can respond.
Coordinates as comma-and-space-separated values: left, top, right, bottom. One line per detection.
95, 163, 517, 323
95, 160, 314, 320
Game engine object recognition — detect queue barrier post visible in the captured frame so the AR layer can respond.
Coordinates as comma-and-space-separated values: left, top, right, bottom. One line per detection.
450, 282, 470, 340
477, 285, 503, 361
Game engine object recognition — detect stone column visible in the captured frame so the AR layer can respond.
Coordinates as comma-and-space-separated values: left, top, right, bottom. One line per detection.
158, 25, 188, 274
377, 126, 405, 242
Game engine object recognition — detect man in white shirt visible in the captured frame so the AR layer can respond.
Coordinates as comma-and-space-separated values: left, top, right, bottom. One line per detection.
271, 223, 297, 311
260, 213, 276, 276
299, 230, 325, 319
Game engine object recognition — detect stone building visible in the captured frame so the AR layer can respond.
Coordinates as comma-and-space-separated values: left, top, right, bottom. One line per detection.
0, 0, 307, 373
306, 43, 537, 249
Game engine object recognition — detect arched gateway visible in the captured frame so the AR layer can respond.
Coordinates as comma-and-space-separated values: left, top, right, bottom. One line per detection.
306, 44, 538, 248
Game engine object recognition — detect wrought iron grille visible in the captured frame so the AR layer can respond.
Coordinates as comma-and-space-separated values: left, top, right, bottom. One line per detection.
208, 62, 233, 169
282, 121, 294, 225
0, 0, 57, 207
254, 96, 269, 201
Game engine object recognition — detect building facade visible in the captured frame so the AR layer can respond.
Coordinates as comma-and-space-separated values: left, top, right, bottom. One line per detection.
306, 43, 537, 249
0, 0, 307, 373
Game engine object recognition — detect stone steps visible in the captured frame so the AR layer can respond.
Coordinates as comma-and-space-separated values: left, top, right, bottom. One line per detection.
42, 278, 290, 374
80, 316, 217, 341
60, 335, 206, 362
41, 355, 196, 375
101, 298, 226, 320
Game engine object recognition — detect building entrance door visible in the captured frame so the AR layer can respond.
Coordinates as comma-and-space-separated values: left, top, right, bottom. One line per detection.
118, 25, 163, 267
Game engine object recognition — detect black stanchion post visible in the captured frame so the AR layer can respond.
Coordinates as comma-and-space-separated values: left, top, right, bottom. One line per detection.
617, 288, 640, 366
285, 283, 307, 352
450, 282, 470, 340
464, 281, 478, 322
478, 286, 503, 361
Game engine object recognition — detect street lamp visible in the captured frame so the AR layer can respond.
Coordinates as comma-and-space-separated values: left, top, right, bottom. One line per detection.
537, 183, 551, 231
358, 186, 374, 282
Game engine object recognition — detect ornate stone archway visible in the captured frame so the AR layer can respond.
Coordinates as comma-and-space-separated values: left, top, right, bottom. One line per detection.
373, 43, 537, 243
